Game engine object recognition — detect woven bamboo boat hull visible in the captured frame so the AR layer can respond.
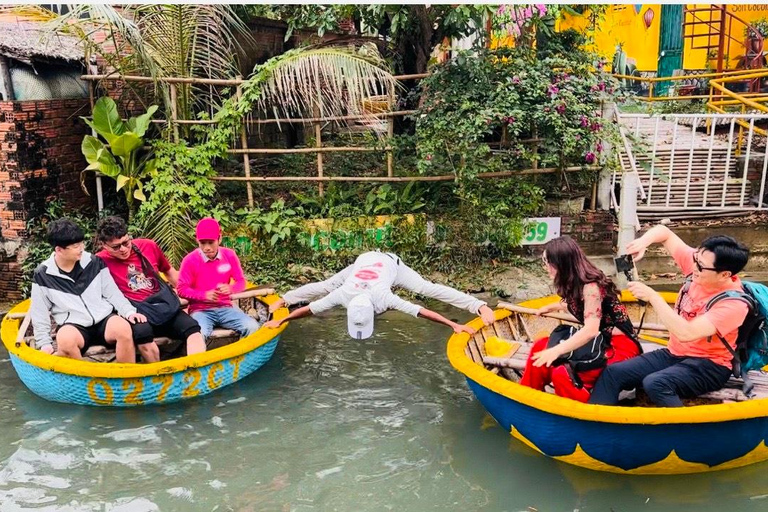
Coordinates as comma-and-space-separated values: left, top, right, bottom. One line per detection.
1, 295, 288, 407
447, 291, 768, 474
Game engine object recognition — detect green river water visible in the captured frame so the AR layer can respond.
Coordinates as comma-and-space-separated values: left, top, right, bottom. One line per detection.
2, 303, 768, 511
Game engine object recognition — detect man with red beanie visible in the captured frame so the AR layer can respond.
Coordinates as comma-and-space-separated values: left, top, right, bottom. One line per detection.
177, 218, 260, 342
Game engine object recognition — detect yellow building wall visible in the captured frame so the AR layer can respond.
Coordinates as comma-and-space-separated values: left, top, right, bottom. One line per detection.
557, 4, 768, 73
559, 5, 661, 72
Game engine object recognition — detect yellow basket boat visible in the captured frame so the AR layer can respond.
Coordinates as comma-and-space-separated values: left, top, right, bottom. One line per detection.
447, 291, 768, 475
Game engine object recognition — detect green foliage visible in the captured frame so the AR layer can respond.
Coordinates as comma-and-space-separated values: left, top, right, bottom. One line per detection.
291, 182, 428, 219
80, 97, 158, 221
237, 200, 302, 246
648, 100, 708, 115
415, 44, 619, 205
135, 46, 397, 262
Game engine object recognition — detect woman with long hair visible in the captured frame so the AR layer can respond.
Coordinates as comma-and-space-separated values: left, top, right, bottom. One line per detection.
520, 236, 642, 402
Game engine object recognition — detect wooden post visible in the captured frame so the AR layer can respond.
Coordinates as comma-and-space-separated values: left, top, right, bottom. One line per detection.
0, 55, 14, 101
314, 103, 324, 196
386, 90, 395, 177
88, 80, 104, 212
169, 84, 180, 143
235, 76, 254, 207
617, 170, 640, 254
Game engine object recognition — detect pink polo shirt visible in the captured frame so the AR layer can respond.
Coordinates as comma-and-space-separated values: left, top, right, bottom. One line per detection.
177, 247, 247, 313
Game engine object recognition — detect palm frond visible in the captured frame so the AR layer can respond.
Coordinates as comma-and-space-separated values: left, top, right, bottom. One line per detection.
254, 46, 399, 134
140, 200, 196, 267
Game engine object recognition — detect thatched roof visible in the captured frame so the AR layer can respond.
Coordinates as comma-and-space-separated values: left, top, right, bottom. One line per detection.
0, 21, 83, 66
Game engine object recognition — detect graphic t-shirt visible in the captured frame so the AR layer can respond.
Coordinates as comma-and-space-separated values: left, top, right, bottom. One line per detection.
97, 239, 172, 302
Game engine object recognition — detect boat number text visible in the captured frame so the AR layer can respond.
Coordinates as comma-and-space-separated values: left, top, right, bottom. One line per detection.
85, 355, 246, 405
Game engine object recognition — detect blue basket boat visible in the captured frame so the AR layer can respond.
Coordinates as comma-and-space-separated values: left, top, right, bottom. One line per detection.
447, 291, 768, 475
1, 292, 288, 407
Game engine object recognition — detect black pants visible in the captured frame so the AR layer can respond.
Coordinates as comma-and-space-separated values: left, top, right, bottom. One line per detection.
130, 309, 201, 345
588, 348, 732, 407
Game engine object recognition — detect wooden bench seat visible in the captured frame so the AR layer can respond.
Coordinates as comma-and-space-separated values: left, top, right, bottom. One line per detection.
474, 332, 768, 404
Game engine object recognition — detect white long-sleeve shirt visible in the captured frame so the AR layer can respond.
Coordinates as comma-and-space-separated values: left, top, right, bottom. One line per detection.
282, 251, 487, 317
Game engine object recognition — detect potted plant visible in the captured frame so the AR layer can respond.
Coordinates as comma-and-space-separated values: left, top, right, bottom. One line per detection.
745, 18, 768, 54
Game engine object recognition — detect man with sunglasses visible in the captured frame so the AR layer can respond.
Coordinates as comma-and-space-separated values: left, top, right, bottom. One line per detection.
96, 216, 206, 362
589, 225, 750, 407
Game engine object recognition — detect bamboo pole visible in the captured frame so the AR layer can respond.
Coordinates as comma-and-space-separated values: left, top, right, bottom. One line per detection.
88, 80, 105, 212
497, 302, 669, 333
169, 84, 180, 143
145, 110, 420, 126
81, 73, 429, 85
211, 166, 601, 183
228, 146, 389, 154
234, 76, 254, 207
15, 313, 32, 347
314, 101, 324, 196
386, 89, 395, 178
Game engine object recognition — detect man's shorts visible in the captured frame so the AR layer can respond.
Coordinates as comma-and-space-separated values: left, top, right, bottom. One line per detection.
130, 309, 201, 345
61, 313, 119, 353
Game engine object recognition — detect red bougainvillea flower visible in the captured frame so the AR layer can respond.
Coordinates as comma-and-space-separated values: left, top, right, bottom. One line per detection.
585, 151, 596, 164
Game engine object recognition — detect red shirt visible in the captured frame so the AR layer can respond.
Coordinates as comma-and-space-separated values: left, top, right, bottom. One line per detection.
97, 239, 172, 302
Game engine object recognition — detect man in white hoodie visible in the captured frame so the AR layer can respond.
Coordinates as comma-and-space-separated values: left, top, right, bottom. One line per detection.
265, 251, 493, 338
29, 218, 146, 363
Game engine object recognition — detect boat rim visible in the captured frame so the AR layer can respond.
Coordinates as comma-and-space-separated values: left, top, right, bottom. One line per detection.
447, 292, 768, 425
1, 295, 288, 379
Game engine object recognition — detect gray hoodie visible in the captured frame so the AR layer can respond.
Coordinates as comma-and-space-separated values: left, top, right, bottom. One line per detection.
30, 252, 137, 350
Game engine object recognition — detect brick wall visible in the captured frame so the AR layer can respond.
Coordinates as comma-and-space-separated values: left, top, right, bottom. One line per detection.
0, 98, 93, 301
560, 210, 616, 255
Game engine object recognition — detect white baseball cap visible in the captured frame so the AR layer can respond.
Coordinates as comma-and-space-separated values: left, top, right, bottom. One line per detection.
347, 294, 374, 340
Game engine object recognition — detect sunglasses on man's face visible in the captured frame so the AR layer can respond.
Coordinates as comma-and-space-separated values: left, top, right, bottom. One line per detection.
693, 252, 718, 273
106, 237, 132, 251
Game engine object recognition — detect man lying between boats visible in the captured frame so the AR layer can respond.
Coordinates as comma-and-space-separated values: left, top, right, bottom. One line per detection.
264, 250, 495, 338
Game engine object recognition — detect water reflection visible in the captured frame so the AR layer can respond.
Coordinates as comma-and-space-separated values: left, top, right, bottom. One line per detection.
1, 302, 768, 511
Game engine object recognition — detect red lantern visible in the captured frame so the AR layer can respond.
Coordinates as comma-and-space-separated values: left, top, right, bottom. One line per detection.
643, 8, 654, 29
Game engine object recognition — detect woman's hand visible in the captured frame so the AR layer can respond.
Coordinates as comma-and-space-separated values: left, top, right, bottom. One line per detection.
532, 346, 562, 368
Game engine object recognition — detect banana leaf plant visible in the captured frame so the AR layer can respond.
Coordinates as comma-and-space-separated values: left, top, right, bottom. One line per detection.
80, 97, 158, 221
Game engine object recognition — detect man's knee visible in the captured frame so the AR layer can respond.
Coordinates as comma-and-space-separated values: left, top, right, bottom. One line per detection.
107, 316, 133, 340
642, 373, 668, 395
242, 316, 260, 336
56, 326, 82, 352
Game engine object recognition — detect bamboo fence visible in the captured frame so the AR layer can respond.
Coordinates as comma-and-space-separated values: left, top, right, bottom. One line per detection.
81, 72, 599, 207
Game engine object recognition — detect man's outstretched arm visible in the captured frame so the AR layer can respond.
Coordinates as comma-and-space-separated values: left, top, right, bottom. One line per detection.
417, 307, 476, 335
